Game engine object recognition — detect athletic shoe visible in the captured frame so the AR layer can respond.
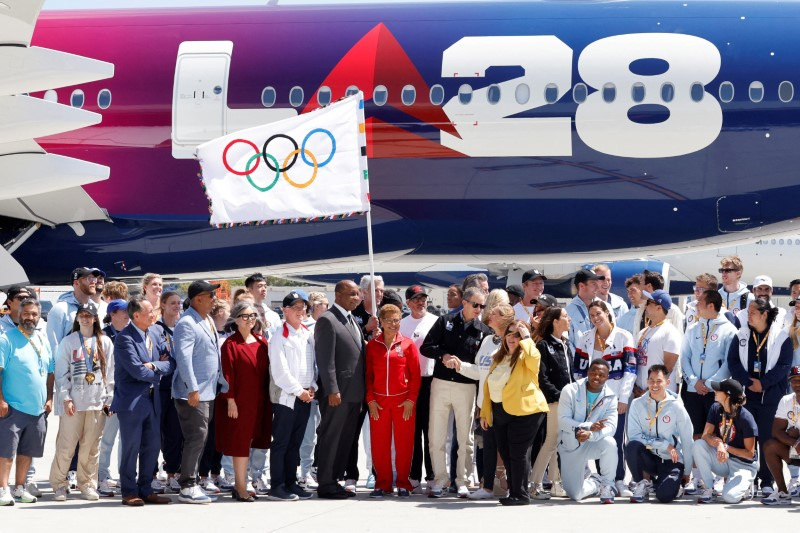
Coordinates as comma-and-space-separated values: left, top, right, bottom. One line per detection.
12, 485, 36, 503
676, 484, 685, 499
81, 487, 99, 501
26, 482, 42, 498
761, 490, 791, 506
288, 484, 313, 500
268, 485, 299, 501
788, 478, 800, 498
67, 471, 77, 491
344, 479, 357, 493
369, 488, 385, 499
366, 474, 376, 489
105, 478, 119, 489
697, 488, 715, 504
299, 474, 318, 490
587, 474, 602, 498
713, 476, 724, 496
200, 479, 221, 494
178, 485, 212, 504
0, 487, 13, 506
255, 478, 270, 495
428, 484, 444, 498
761, 484, 775, 497
411, 483, 425, 495
246, 481, 256, 496
457, 485, 470, 498
599, 484, 615, 504
468, 487, 494, 500
53, 486, 68, 501
615, 480, 633, 498
630, 480, 651, 503
98, 480, 115, 497
683, 478, 701, 495
167, 476, 181, 493
397, 488, 410, 498
530, 484, 551, 500
217, 475, 234, 492
550, 481, 567, 498
151, 479, 166, 494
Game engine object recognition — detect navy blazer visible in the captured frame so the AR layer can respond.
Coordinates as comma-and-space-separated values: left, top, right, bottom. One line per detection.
111, 323, 175, 414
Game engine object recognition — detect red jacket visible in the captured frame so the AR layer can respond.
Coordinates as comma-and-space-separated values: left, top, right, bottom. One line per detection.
365, 332, 421, 404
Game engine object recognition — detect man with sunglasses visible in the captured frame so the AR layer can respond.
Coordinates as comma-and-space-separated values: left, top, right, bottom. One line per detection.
718, 256, 754, 315
0, 287, 41, 335
46, 267, 105, 355
421, 287, 491, 498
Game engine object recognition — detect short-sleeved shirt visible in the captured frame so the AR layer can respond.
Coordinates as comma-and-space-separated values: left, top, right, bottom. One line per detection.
635, 321, 682, 391
775, 392, 800, 431
0, 328, 54, 416
706, 403, 758, 463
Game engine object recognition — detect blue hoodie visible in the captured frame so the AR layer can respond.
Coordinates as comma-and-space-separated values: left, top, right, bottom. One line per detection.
627, 390, 694, 465
681, 314, 738, 393
45, 291, 82, 354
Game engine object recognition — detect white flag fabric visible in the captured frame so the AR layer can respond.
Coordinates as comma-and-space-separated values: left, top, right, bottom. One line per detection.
196, 93, 369, 227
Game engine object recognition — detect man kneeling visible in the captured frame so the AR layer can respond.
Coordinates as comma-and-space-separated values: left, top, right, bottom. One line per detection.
761, 366, 800, 506
557, 359, 618, 504
626, 364, 694, 503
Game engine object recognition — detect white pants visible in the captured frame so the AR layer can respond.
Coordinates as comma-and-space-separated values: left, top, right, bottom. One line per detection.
531, 403, 560, 484
693, 440, 758, 503
558, 436, 617, 501
428, 378, 475, 488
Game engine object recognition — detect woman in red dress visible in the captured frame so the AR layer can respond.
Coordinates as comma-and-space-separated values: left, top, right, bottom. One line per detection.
215, 302, 271, 502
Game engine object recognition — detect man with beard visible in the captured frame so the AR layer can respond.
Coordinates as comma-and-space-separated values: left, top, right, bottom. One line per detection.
46, 267, 105, 354
0, 286, 41, 335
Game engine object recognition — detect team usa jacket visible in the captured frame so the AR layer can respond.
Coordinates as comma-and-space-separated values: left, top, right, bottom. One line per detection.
573, 327, 637, 404
558, 377, 618, 450
627, 390, 694, 465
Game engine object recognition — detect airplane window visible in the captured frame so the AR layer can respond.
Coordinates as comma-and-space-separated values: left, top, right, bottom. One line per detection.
43, 89, 57, 103
749, 81, 764, 103
690, 82, 704, 102
97, 89, 112, 109
373, 85, 388, 106
345, 85, 359, 97
661, 83, 675, 103
429, 84, 445, 105
261, 87, 276, 107
719, 82, 734, 103
544, 83, 559, 104
515, 83, 530, 105
317, 86, 332, 106
772, 239, 776, 244
780, 239, 785, 245
289, 86, 304, 107
70, 89, 84, 109
779, 81, 794, 103
572, 83, 587, 104
401, 85, 416, 106
458, 84, 473, 105
602, 83, 615, 103
796, 239, 800, 245
487, 84, 501, 105
631, 82, 645, 103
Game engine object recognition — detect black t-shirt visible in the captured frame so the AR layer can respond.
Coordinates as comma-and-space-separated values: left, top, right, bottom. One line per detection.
706, 403, 758, 463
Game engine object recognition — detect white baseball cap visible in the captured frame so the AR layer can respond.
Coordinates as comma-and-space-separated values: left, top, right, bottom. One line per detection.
752, 275, 773, 288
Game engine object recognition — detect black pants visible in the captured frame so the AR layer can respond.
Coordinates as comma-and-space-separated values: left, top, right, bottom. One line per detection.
160, 387, 184, 473
477, 425, 497, 490
449, 418, 459, 486
492, 403, 545, 501
317, 400, 361, 495
410, 376, 434, 482
681, 388, 716, 436
343, 403, 368, 481
625, 440, 684, 503
747, 400, 779, 488
271, 399, 312, 488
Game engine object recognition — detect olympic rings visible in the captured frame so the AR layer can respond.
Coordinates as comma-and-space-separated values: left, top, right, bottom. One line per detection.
301, 128, 336, 168
245, 152, 280, 192
263, 134, 298, 172
282, 149, 318, 189
223, 139, 260, 176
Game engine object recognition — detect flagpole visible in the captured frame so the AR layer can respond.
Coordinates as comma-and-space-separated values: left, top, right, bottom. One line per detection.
366, 208, 377, 318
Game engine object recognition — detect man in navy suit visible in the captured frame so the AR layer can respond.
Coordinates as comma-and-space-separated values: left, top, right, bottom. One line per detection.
112, 295, 175, 506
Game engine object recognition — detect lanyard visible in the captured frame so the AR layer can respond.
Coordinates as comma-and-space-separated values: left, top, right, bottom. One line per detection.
637, 320, 665, 351
720, 414, 734, 443
595, 328, 610, 351
752, 330, 768, 372
699, 321, 719, 373
18, 327, 45, 374
647, 397, 667, 428
78, 332, 97, 371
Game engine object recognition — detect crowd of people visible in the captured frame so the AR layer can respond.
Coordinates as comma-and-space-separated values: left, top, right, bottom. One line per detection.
1, 256, 800, 508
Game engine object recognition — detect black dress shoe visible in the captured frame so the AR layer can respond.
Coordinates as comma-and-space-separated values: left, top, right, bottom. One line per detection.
501, 497, 530, 506
318, 490, 349, 500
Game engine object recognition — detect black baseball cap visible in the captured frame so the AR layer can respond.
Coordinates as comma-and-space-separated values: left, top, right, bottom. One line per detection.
405, 285, 428, 300
574, 268, 604, 287
504, 285, 524, 298
76, 301, 99, 317
282, 290, 309, 308
187, 280, 221, 300
72, 267, 104, 283
6, 285, 32, 300
790, 299, 799, 307
522, 269, 547, 283
710, 378, 745, 402
536, 294, 559, 309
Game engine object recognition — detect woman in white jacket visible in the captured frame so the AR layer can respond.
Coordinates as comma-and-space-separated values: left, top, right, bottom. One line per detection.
50, 301, 114, 502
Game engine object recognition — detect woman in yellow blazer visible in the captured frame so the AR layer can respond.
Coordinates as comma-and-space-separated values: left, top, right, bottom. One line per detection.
480, 320, 549, 506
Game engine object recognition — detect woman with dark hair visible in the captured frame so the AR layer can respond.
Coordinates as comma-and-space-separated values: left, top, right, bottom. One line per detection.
215, 302, 271, 502
694, 378, 758, 503
50, 301, 114, 501
727, 297, 793, 497
530, 306, 572, 499
479, 320, 548, 506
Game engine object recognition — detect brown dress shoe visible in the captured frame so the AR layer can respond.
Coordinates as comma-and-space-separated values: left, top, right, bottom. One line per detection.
122, 495, 145, 506
142, 494, 171, 504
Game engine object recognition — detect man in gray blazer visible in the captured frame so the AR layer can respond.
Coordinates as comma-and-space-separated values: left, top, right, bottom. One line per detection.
314, 280, 365, 499
171, 280, 228, 504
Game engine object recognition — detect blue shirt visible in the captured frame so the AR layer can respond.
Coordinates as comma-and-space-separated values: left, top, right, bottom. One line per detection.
0, 328, 54, 416
706, 402, 758, 463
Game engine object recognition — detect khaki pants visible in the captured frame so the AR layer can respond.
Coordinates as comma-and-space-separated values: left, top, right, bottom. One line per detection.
50, 410, 106, 491
428, 378, 475, 488
531, 402, 561, 484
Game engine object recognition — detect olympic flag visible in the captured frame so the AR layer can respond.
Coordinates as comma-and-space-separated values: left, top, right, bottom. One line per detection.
196, 93, 369, 226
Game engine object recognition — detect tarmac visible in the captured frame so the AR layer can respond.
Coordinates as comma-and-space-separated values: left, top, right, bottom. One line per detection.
3, 415, 800, 532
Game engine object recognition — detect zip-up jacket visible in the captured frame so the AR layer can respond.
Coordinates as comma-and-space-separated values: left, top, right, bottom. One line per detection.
566, 296, 593, 350
536, 335, 574, 404
627, 390, 694, 465
366, 331, 421, 404
421, 311, 491, 385
681, 315, 737, 393
728, 320, 792, 405
558, 377, 618, 450
719, 282, 754, 315
574, 327, 637, 404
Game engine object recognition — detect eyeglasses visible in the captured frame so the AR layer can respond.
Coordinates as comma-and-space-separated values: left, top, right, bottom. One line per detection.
718, 268, 739, 274
382, 318, 401, 325
467, 301, 486, 310
237, 313, 258, 320
692, 286, 705, 293
505, 331, 521, 339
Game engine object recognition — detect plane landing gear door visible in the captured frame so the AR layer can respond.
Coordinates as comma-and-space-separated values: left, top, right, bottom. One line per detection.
171, 41, 232, 159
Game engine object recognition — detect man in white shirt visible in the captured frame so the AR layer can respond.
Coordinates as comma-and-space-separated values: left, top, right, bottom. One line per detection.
514, 269, 546, 322
634, 290, 682, 397
592, 264, 629, 320
735, 275, 786, 329
245, 272, 281, 339
400, 285, 439, 492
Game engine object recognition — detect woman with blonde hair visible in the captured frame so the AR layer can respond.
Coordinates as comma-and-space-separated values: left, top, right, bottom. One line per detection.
481, 289, 509, 322
141, 273, 163, 319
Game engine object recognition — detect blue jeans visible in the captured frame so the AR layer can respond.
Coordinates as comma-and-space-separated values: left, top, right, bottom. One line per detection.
98, 413, 120, 482
249, 448, 268, 483
300, 400, 320, 477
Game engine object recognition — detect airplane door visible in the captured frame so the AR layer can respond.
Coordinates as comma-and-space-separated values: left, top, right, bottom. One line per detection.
172, 41, 232, 159
716, 194, 761, 232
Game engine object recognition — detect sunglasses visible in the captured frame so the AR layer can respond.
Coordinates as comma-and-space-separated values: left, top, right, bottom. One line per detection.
237, 313, 259, 320
467, 301, 486, 310
718, 268, 739, 274
505, 331, 521, 339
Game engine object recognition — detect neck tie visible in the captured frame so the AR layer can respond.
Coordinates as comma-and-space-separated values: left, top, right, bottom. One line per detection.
348, 314, 362, 342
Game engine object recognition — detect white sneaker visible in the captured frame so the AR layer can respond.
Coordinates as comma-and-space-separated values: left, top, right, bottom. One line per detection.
12, 485, 36, 503
761, 484, 775, 497
630, 480, 650, 503
344, 479, 357, 492
788, 478, 800, 498
200, 479, 221, 494
246, 481, 256, 496
530, 483, 551, 500
0, 487, 13, 506
67, 471, 77, 490
98, 480, 115, 497
150, 479, 166, 494
587, 474, 601, 498
299, 474, 318, 489
217, 475, 234, 492
53, 486, 68, 501
550, 480, 567, 498
178, 485, 212, 504
255, 478, 270, 495
762, 490, 792, 506
26, 482, 42, 498
468, 487, 493, 500
713, 476, 724, 496
81, 487, 99, 501
410, 481, 425, 495
697, 487, 715, 504
457, 485, 470, 498
599, 483, 615, 504
105, 478, 119, 489
615, 479, 632, 498
366, 473, 376, 489
167, 476, 181, 493
683, 478, 700, 495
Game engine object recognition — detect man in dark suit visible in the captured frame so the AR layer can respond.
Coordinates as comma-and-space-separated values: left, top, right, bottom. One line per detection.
314, 280, 365, 499
112, 295, 175, 506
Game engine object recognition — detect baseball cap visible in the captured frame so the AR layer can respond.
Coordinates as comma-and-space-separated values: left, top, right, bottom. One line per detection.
107, 299, 128, 314
405, 285, 428, 300
791, 299, 799, 307
752, 275, 773, 289
381, 289, 404, 309
536, 294, 559, 309
710, 378, 745, 402
72, 267, 103, 283
642, 289, 672, 312
789, 366, 800, 380
504, 285, 524, 298
6, 285, 32, 300
574, 269, 603, 287
187, 280, 221, 300
522, 269, 547, 283
282, 290, 309, 308
76, 301, 99, 316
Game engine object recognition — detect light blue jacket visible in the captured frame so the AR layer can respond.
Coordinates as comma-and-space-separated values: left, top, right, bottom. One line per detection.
558, 377, 618, 451
681, 315, 737, 393
171, 307, 229, 401
45, 292, 81, 354
566, 297, 593, 351
627, 390, 694, 465
617, 306, 638, 336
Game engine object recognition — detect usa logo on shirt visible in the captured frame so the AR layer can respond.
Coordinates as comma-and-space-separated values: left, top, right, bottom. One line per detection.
740, 338, 747, 347
662, 415, 671, 424
710, 334, 718, 342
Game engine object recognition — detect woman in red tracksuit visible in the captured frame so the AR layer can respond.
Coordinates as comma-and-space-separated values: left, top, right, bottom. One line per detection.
366, 304, 422, 498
